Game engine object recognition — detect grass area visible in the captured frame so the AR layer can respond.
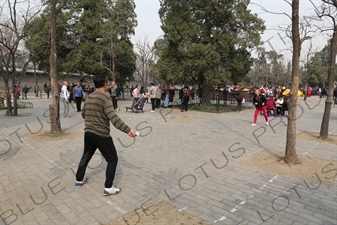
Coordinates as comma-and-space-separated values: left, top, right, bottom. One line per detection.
0, 103, 26, 110
185, 104, 248, 113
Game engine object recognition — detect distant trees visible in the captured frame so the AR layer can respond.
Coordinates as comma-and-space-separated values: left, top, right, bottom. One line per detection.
24, 0, 137, 133
134, 37, 156, 86
157, 0, 265, 105
25, 0, 137, 83
314, 0, 337, 139
0, 0, 40, 115
246, 49, 290, 86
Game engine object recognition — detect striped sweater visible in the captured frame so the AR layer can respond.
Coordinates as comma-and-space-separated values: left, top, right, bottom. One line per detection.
82, 91, 131, 137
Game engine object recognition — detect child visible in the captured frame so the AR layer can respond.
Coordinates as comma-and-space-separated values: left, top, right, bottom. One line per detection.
266, 95, 276, 116
275, 96, 284, 116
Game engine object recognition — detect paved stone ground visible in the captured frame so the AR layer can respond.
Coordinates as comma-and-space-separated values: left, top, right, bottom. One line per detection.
0, 93, 336, 225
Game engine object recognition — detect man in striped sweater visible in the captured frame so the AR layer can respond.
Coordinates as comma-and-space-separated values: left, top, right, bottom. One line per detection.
75, 75, 137, 196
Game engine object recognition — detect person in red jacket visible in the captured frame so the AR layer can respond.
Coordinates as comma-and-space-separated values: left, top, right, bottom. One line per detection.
252, 89, 269, 126
266, 95, 276, 116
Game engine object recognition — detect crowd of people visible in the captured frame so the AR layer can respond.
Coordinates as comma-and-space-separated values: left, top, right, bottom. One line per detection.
128, 84, 194, 112
2, 80, 337, 116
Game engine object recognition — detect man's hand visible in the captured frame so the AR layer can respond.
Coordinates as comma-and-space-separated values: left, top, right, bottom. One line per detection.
128, 130, 137, 137
66, 99, 69, 103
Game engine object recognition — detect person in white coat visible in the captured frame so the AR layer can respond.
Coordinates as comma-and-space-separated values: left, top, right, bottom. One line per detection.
148, 83, 157, 112
61, 81, 70, 118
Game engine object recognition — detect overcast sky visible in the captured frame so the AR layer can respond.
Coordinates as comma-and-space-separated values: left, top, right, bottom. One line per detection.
132, 0, 333, 61
1, 0, 333, 61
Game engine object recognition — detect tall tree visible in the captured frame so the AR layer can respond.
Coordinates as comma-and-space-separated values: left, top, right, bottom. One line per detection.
49, 0, 66, 133
0, 0, 40, 115
63, 0, 137, 83
309, 47, 330, 87
255, 0, 313, 165
285, 0, 301, 165
134, 37, 156, 86
25, 15, 51, 97
157, 0, 265, 105
313, 0, 337, 139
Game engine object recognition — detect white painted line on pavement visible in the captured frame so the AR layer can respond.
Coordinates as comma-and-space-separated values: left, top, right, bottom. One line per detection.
178, 207, 186, 212
218, 216, 226, 221
329, 127, 336, 134
216, 174, 280, 224
22, 139, 34, 150
214, 216, 227, 223
107, 201, 127, 214
230, 200, 246, 213
312, 142, 319, 148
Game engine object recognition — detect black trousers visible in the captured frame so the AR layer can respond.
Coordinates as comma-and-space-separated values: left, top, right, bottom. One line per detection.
156, 98, 161, 108
75, 97, 82, 111
151, 98, 156, 110
181, 100, 189, 111
112, 96, 118, 109
76, 132, 118, 188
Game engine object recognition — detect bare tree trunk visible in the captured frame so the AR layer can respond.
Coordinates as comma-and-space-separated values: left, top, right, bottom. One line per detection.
49, 0, 62, 133
4, 76, 12, 115
34, 63, 39, 97
111, 37, 116, 81
319, 26, 337, 139
285, 0, 300, 165
201, 82, 211, 106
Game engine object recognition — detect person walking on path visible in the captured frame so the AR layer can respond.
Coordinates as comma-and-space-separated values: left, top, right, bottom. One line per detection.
109, 81, 118, 110
149, 83, 157, 112
75, 75, 137, 196
23, 85, 31, 100
61, 81, 70, 118
181, 87, 191, 112
155, 84, 162, 108
45, 83, 51, 99
229, 89, 244, 113
252, 89, 268, 126
73, 82, 84, 112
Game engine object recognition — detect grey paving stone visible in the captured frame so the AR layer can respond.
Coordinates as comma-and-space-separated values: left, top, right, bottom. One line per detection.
0, 98, 336, 224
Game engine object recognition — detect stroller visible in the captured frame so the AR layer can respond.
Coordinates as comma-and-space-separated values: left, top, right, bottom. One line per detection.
134, 96, 146, 110
125, 95, 147, 113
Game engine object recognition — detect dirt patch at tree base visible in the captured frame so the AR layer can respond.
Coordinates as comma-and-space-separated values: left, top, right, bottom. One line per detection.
168, 115, 201, 120
24, 129, 83, 143
297, 131, 337, 145
107, 201, 210, 225
0, 113, 33, 118
241, 150, 337, 187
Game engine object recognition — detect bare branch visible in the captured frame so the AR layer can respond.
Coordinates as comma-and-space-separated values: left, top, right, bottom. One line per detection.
322, 0, 337, 7
250, 2, 292, 20
284, 0, 292, 7
300, 36, 312, 44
